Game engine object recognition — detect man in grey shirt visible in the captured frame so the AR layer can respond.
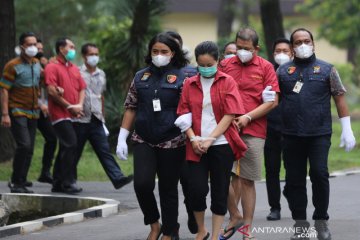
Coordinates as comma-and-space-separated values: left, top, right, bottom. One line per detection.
73, 43, 133, 189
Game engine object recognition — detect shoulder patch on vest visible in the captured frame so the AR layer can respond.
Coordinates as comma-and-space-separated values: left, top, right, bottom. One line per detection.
313, 66, 321, 74
141, 72, 151, 81
167, 75, 177, 83
287, 66, 296, 75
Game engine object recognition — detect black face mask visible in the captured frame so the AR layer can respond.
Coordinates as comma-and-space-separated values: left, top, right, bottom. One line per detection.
35, 52, 44, 60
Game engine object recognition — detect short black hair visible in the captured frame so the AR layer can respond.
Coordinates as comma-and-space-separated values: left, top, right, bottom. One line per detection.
19, 32, 36, 45
165, 31, 183, 47
36, 38, 42, 43
223, 41, 236, 53
81, 43, 98, 55
236, 27, 259, 47
195, 41, 219, 61
145, 32, 189, 68
290, 28, 314, 45
272, 38, 290, 52
55, 37, 70, 54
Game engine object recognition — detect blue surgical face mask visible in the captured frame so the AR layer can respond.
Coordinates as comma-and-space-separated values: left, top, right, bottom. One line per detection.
198, 65, 217, 78
65, 49, 76, 61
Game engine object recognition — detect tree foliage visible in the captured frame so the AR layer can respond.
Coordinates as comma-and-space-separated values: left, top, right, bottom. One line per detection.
298, 0, 360, 85
15, 0, 100, 54
87, 0, 165, 148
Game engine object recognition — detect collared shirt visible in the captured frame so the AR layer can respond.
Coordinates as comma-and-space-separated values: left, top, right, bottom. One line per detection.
44, 56, 87, 124
75, 64, 106, 123
177, 71, 247, 162
219, 55, 280, 139
0, 57, 41, 119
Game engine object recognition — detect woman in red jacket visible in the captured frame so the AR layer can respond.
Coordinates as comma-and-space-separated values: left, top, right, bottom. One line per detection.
177, 41, 247, 240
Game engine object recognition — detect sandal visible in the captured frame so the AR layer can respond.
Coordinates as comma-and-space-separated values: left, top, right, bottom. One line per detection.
219, 221, 244, 240
243, 235, 256, 240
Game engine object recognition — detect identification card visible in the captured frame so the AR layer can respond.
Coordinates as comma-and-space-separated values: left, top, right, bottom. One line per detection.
152, 99, 161, 112
293, 81, 304, 93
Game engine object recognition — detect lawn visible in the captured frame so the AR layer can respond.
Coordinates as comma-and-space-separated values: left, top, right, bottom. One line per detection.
0, 121, 359, 182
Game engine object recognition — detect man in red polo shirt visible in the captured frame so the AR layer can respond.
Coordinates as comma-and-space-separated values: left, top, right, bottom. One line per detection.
219, 27, 279, 239
44, 37, 86, 194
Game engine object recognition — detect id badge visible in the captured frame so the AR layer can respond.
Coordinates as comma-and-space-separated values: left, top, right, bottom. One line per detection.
152, 98, 162, 112
293, 81, 303, 93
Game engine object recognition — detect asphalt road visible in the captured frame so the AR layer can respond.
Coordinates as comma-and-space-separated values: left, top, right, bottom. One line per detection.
1, 172, 360, 240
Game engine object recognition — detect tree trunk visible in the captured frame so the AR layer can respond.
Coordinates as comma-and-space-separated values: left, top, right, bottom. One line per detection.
240, 0, 251, 26
0, 0, 16, 163
217, 0, 236, 39
259, 0, 285, 63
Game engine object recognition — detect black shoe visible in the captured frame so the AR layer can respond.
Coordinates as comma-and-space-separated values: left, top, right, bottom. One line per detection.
114, 174, 134, 189
10, 184, 34, 193
267, 208, 281, 221
24, 181, 33, 187
314, 220, 331, 240
38, 173, 53, 184
62, 183, 83, 194
290, 221, 310, 240
8, 181, 32, 188
51, 184, 63, 193
187, 211, 198, 234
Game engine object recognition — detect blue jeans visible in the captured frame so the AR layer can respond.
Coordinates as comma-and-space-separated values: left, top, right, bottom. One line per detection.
10, 116, 37, 185
283, 134, 331, 220
73, 116, 125, 187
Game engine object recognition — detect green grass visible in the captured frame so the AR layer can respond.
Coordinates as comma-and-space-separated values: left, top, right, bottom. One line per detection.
1, 121, 359, 182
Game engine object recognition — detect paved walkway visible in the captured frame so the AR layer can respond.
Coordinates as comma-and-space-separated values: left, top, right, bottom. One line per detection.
1, 171, 360, 239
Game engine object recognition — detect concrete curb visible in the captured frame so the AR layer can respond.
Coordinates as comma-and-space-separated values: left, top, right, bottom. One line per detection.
0, 194, 119, 238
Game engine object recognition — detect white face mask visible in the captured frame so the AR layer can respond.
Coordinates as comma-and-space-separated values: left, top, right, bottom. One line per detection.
224, 54, 235, 59
237, 49, 253, 63
25, 46, 38, 57
274, 53, 291, 65
294, 44, 313, 59
152, 54, 171, 67
87, 55, 99, 67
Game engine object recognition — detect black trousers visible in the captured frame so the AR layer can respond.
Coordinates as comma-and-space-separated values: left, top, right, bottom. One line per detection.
264, 127, 283, 211
283, 134, 331, 220
10, 116, 37, 185
133, 143, 185, 236
188, 144, 234, 215
37, 111, 57, 175
52, 120, 77, 186
73, 116, 125, 187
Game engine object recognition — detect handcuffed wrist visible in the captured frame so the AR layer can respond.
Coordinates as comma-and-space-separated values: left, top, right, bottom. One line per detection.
243, 114, 252, 122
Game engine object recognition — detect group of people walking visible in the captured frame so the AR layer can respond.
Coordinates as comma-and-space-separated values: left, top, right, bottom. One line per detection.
0, 32, 133, 195
0, 26, 356, 240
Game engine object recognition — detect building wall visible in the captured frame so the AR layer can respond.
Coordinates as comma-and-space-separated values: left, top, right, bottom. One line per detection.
162, 13, 217, 64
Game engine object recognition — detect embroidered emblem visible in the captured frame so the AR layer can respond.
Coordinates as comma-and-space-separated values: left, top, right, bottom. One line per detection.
313, 66, 321, 74
167, 75, 177, 83
141, 72, 151, 81
287, 66, 296, 75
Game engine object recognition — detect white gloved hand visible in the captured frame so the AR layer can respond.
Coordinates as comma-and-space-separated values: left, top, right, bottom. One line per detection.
116, 128, 129, 160
174, 113, 192, 132
262, 85, 276, 103
339, 116, 356, 152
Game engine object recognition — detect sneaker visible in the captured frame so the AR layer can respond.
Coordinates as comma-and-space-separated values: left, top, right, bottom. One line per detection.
114, 175, 134, 189
266, 208, 281, 221
314, 220, 331, 240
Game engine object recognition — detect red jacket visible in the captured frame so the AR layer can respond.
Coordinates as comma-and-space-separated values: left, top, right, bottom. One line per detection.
177, 71, 247, 162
